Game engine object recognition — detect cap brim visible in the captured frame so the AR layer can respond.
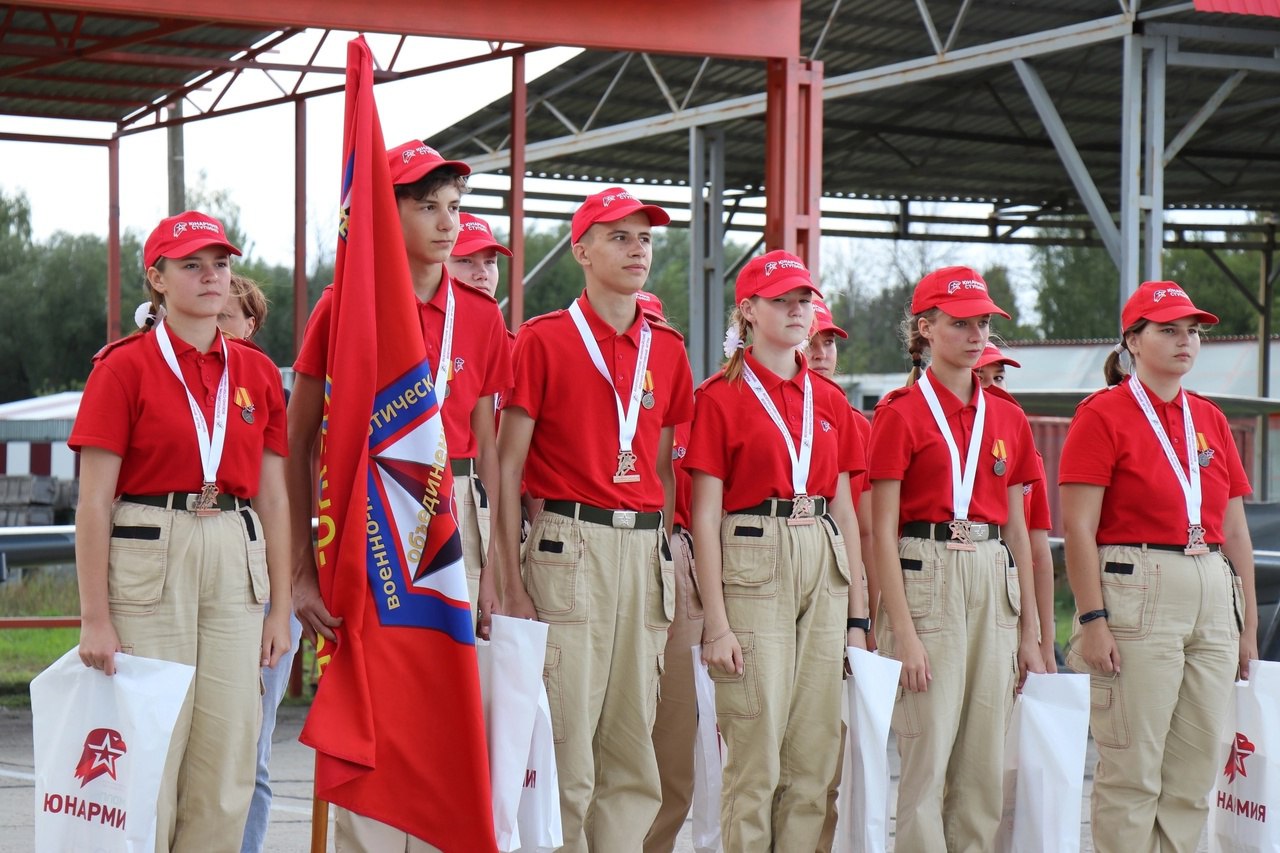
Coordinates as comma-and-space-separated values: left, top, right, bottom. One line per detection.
452, 237, 513, 258
975, 352, 1020, 369
584, 203, 672, 238
755, 278, 823, 300
811, 323, 848, 340
1142, 305, 1220, 326
151, 238, 241, 268
395, 158, 472, 186
933, 297, 1011, 320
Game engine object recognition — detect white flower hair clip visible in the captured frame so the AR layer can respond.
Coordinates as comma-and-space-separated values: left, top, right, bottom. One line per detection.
723, 324, 744, 358
134, 301, 166, 329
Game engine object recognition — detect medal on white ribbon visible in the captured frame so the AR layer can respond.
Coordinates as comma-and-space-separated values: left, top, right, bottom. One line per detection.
154, 320, 230, 515
569, 300, 652, 484
1127, 377, 1209, 555
917, 371, 986, 550
742, 360, 816, 526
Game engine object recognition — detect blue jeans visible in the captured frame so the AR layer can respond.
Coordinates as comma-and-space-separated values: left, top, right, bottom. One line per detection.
240, 603, 304, 853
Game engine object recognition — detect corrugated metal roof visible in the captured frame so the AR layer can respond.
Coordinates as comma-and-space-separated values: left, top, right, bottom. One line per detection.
0, 6, 289, 126
438, 0, 1280, 212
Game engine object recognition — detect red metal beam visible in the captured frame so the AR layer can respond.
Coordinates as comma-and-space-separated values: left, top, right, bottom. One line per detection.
293, 98, 307, 360
0, 616, 80, 628
0, 18, 199, 80
25, 0, 800, 60
108, 135, 121, 342
509, 52, 526, 330
763, 57, 823, 276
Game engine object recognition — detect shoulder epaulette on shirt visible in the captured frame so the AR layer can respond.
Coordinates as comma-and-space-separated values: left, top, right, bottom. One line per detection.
875, 385, 913, 411
453, 280, 500, 304
519, 309, 567, 333
92, 331, 148, 363
983, 383, 1022, 409
809, 370, 845, 395
696, 371, 728, 394
1073, 385, 1118, 414
648, 320, 686, 343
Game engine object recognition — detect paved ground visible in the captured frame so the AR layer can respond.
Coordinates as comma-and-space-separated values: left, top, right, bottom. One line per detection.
0, 703, 1210, 852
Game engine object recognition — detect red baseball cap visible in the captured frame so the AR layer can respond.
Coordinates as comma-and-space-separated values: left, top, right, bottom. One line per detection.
735, 250, 822, 303
453, 213, 512, 258
386, 140, 471, 187
974, 342, 1021, 370
809, 297, 848, 339
636, 290, 666, 321
571, 187, 670, 243
1121, 280, 1219, 330
911, 266, 1010, 319
144, 211, 241, 269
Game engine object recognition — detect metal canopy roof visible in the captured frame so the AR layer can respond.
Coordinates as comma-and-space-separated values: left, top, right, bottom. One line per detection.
0, 5, 293, 127
439, 0, 1280, 216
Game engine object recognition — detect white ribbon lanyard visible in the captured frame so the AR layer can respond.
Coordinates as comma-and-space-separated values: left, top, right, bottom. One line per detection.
1126, 376, 1208, 554
741, 362, 813, 500
917, 371, 986, 549
154, 320, 229, 503
432, 280, 456, 405
568, 300, 652, 482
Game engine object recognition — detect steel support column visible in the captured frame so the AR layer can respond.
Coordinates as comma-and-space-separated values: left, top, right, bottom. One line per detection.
509, 53, 527, 330
1260, 225, 1275, 499
1119, 33, 1143, 307
107, 135, 121, 343
293, 98, 307, 359
764, 58, 823, 274
689, 125, 726, 382
1142, 37, 1166, 283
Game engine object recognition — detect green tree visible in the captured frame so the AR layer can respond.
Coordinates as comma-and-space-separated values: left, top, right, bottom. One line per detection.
982, 264, 1040, 342
0, 190, 36, 401
1033, 241, 1119, 339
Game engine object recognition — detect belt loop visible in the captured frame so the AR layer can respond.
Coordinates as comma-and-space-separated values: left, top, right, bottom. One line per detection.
166, 492, 179, 511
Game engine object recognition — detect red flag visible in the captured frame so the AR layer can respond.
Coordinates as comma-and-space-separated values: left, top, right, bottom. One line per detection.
298, 36, 496, 851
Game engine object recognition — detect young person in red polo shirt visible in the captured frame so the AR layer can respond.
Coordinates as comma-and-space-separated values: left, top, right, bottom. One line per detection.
685, 251, 869, 852
974, 342, 1058, 671
287, 141, 512, 850
447, 212, 511, 299
637, 291, 704, 853
867, 266, 1044, 853
70, 211, 292, 853
1060, 281, 1258, 853
495, 188, 693, 852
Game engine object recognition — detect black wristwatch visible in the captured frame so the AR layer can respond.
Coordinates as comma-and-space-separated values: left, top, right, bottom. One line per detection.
847, 616, 872, 633
1078, 608, 1109, 625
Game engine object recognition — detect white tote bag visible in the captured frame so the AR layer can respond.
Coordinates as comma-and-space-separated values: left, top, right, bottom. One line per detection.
691, 644, 726, 853
31, 646, 194, 853
513, 683, 563, 853
995, 672, 1090, 853
833, 647, 902, 853
1209, 659, 1280, 853
475, 614, 550, 852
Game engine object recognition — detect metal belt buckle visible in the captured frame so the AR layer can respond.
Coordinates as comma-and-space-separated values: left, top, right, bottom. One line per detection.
969, 523, 990, 542
787, 494, 816, 527
946, 519, 977, 551
612, 510, 637, 529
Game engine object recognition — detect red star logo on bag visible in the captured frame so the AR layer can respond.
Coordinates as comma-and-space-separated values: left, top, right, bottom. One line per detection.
1224, 731, 1255, 783
74, 728, 127, 787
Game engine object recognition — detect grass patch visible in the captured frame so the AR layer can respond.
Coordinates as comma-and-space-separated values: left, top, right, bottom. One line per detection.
0, 569, 80, 702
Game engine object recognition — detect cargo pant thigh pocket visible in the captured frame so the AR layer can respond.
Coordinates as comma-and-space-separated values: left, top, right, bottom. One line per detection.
899, 547, 946, 634
995, 544, 1022, 629
1089, 676, 1130, 749
892, 686, 925, 739
720, 517, 777, 598
709, 630, 761, 719
524, 525, 587, 624
240, 507, 269, 611
542, 643, 567, 745
822, 515, 852, 598
1225, 556, 1244, 640
107, 513, 172, 614
1099, 553, 1159, 639
646, 531, 676, 630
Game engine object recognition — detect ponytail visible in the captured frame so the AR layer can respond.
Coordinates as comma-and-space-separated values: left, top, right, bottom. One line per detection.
134, 259, 168, 334
721, 306, 750, 383
900, 306, 939, 386
1103, 320, 1147, 386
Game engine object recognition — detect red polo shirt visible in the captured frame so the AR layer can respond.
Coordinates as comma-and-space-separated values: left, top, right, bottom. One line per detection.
868, 369, 1039, 527
69, 331, 288, 499
1059, 381, 1249, 545
294, 273, 513, 459
851, 407, 871, 509
507, 292, 694, 512
1025, 456, 1052, 531
672, 421, 692, 529
684, 350, 864, 513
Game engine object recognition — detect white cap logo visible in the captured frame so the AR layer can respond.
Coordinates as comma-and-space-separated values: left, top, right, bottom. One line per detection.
173, 220, 219, 237
402, 144, 440, 163
461, 221, 487, 232
946, 279, 987, 294
601, 192, 638, 207
763, 259, 806, 276
1152, 287, 1188, 302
